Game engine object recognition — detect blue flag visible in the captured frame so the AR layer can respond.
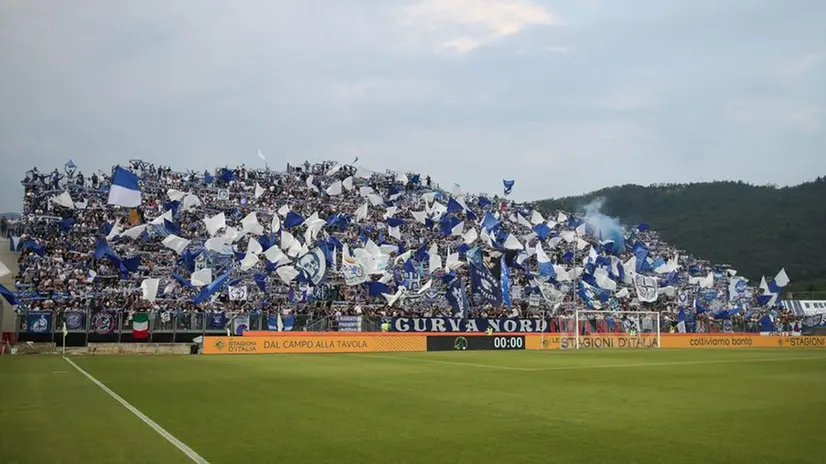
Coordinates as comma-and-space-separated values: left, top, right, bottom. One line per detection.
194, 271, 230, 304
208, 311, 227, 329
469, 263, 502, 306
503, 179, 515, 195
482, 212, 499, 232
283, 314, 295, 331
25, 312, 52, 333
446, 277, 469, 317
0, 282, 19, 306
267, 314, 278, 330
284, 211, 304, 229
501, 254, 511, 308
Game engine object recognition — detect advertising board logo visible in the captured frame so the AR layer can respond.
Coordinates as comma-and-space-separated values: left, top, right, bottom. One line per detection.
65, 312, 84, 330
93, 312, 116, 335
453, 336, 468, 350
214, 338, 225, 351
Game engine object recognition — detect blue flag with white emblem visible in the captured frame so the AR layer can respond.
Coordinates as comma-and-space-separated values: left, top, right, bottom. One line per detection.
501, 254, 512, 308
503, 179, 514, 195
470, 262, 502, 306
446, 277, 470, 317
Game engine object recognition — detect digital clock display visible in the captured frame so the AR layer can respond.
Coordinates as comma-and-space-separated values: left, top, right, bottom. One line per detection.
426, 335, 526, 351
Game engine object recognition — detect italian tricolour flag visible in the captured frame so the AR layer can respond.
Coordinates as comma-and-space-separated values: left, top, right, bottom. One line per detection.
132, 312, 149, 339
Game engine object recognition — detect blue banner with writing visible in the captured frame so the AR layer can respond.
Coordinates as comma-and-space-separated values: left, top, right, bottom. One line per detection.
390, 317, 548, 333
63, 311, 85, 330
24, 311, 53, 334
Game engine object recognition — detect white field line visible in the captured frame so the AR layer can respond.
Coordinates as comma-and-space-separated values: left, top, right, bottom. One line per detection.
347, 353, 826, 372
63, 357, 209, 464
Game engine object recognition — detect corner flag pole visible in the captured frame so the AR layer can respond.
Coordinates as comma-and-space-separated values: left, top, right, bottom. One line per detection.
61, 321, 67, 355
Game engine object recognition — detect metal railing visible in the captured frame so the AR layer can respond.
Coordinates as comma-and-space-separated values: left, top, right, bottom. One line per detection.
13, 310, 326, 346
13, 310, 796, 348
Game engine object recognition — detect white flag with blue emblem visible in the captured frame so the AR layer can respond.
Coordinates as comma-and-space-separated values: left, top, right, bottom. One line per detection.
296, 246, 327, 286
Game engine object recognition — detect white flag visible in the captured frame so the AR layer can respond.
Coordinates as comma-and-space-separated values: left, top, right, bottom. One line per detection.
355, 203, 369, 221
0, 260, 11, 278
276, 265, 299, 283
203, 212, 226, 236
463, 227, 478, 245
326, 181, 343, 196
191, 268, 213, 287
121, 224, 148, 240
162, 234, 190, 254
241, 212, 264, 236
240, 253, 260, 271
141, 278, 160, 301
774, 268, 790, 287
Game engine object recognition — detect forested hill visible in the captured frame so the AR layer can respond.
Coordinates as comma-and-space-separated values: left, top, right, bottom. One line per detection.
536, 177, 826, 292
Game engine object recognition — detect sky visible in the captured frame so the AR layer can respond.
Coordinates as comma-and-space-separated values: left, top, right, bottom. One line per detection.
1, 0, 825, 213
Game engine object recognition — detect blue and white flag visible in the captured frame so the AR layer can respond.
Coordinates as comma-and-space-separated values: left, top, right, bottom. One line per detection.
107, 167, 142, 207
296, 246, 327, 286
503, 179, 515, 196
232, 314, 250, 335
0, 282, 20, 306
501, 254, 512, 308
24, 312, 52, 333
193, 271, 230, 304
633, 273, 658, 303
446, 277, 469, 317
63, 311, 85, 330
481, 212, 499, 232
282, 314, 295, 331
577, 281, 605, 309
469, 263, 502, 306
208, 311, 227, 329
728, 277, 748, 302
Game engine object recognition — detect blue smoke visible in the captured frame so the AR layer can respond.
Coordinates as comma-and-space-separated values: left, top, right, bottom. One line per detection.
582, 198, 625, 254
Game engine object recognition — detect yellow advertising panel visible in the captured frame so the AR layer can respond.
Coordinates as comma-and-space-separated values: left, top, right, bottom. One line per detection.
662, 335, 826, 349
203, 335, 427, 355
525, 334, 658, 350
525, 334, 826, 350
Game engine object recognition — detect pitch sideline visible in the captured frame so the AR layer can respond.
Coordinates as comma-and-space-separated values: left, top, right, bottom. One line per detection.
63, 357, 209, 464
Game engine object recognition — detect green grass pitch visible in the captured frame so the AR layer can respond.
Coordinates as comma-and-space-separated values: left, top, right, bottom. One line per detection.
2, 349, 825, 464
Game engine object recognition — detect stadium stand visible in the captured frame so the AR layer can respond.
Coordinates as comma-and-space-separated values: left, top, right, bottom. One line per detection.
0, 160, 811, 343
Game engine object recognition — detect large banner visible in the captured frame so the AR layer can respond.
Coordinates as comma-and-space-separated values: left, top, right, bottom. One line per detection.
634, 274, 658, 303
391, 317, 548, 333
337, 315, 362, 332
23, 312, 52, 334
202, 334, 426, 354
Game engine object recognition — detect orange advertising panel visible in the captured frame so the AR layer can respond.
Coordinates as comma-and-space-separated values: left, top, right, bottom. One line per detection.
525, 334, 658, 350
203, 335, 427, 355
662, 335, 826, 349
525, 334, 826, 350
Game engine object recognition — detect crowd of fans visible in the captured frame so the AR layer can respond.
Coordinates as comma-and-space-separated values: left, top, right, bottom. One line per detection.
5, 159, 800, 334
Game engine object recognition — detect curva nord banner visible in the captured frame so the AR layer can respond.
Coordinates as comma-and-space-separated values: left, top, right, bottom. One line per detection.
390, 317, 548, 333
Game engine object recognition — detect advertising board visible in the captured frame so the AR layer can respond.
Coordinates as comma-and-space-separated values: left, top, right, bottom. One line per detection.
203, 334, 426, 355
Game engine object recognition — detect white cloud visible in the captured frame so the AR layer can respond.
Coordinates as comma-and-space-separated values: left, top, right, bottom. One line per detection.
402, 0, 561, 53
774, 52, 825, 80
